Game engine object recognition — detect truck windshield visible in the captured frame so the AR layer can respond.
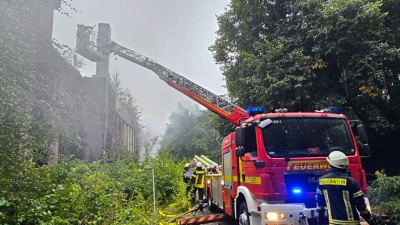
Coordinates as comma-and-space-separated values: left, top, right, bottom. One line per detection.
262, 117, 355, 158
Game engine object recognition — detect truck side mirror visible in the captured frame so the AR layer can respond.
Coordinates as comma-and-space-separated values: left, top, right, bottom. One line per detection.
351, 124, 358, 136
357, 125, 368, 144
360, 144, 371, 157
235, 147, 246, 157
235, 127, 246, 146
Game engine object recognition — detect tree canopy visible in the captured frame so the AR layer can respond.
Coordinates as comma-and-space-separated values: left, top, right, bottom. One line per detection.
159, 103, 222, 163
210, 0, 400, 173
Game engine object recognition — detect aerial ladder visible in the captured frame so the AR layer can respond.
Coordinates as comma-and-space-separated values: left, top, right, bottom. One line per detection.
75, 24, 248, 126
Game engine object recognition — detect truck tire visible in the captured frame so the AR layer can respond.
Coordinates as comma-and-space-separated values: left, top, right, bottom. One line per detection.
237, 201, 250, 225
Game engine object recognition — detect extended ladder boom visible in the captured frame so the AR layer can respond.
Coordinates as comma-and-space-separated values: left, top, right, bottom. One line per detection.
76, 25, 248, 125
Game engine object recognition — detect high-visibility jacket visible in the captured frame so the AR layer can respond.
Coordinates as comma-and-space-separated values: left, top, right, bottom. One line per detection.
316, 170, 372, 225
191, 170, 205, 189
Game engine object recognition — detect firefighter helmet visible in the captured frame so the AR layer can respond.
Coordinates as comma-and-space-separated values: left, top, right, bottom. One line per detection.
196, 162, 203, 168
210, 165, 216, 169
184, 163, 190, 168
327, 151, 349, 169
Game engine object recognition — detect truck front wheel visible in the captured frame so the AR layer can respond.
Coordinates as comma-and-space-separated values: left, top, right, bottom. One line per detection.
237, 201, 250, 225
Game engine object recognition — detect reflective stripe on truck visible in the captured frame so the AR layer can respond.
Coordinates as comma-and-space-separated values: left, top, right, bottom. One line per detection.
178, 213, 227, 225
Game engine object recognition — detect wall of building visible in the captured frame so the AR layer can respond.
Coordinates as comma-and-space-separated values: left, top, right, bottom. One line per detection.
116, 97, 141, 154
34, 0, 141, 163
77, 77, 141, 162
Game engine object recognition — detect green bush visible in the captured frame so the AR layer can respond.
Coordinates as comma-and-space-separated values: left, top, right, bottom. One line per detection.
368, 175, 400, 215
0, 151, 189, 225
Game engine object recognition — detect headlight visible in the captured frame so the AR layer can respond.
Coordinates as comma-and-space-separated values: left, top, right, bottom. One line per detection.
221, 180, 224, 186
265, 212, 285, 220
207, 180, 211, 184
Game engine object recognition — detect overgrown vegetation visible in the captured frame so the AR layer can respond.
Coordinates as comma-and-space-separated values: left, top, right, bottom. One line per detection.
110, 73, 143, 124
0, 150, 189, 224
0, 0, 99, 164
0, 1, 189, 224
368, 172, 400, 223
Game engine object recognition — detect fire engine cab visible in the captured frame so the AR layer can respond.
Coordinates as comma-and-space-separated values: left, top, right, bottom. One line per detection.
205, 107, 371, 225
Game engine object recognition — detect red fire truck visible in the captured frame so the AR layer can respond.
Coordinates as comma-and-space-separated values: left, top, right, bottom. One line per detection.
76, 24, 372, 225
204, 108, 372, 225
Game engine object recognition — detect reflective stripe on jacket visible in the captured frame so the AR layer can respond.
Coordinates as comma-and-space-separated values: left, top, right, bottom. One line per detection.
316, 170, 372, 225
192, 170, 205, 189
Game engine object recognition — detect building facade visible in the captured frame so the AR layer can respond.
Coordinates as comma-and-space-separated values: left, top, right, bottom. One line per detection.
36, 0, 141, 163
77, 76, 141, 162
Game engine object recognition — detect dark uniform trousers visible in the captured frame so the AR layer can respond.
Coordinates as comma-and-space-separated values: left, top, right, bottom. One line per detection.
316, 171, 372, 225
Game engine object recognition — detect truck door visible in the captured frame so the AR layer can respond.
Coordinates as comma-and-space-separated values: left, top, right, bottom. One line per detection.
222, 147, 236, 215
223, 148, 233, 190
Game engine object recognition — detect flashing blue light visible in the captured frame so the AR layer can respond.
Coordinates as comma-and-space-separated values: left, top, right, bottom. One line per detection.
327, 107, 343, 114
292, 187, 302, 195
246, 107, 265, 116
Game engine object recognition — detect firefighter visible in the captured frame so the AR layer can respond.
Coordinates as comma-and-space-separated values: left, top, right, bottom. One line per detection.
183, 163, 190, 174
208, 165, 218, 174
191, 162, 205, 211
192, 160, 198, 168
316, 151, 376, 225
182, 163, 192, 197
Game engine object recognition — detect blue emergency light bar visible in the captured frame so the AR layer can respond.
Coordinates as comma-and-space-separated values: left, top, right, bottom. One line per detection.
292, 187, 302, 196
327, 107, 343, 114
246, 107, 265, 116
316, 107, 344, 114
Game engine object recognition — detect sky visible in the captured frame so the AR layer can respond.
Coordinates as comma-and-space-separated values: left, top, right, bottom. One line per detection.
53, 0, 230, 139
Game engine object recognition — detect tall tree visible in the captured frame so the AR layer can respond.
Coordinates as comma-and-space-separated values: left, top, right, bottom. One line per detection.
210, 0, 400, 174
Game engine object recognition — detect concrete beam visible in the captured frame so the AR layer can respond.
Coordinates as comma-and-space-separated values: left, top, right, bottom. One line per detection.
95, 23, 111, 77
